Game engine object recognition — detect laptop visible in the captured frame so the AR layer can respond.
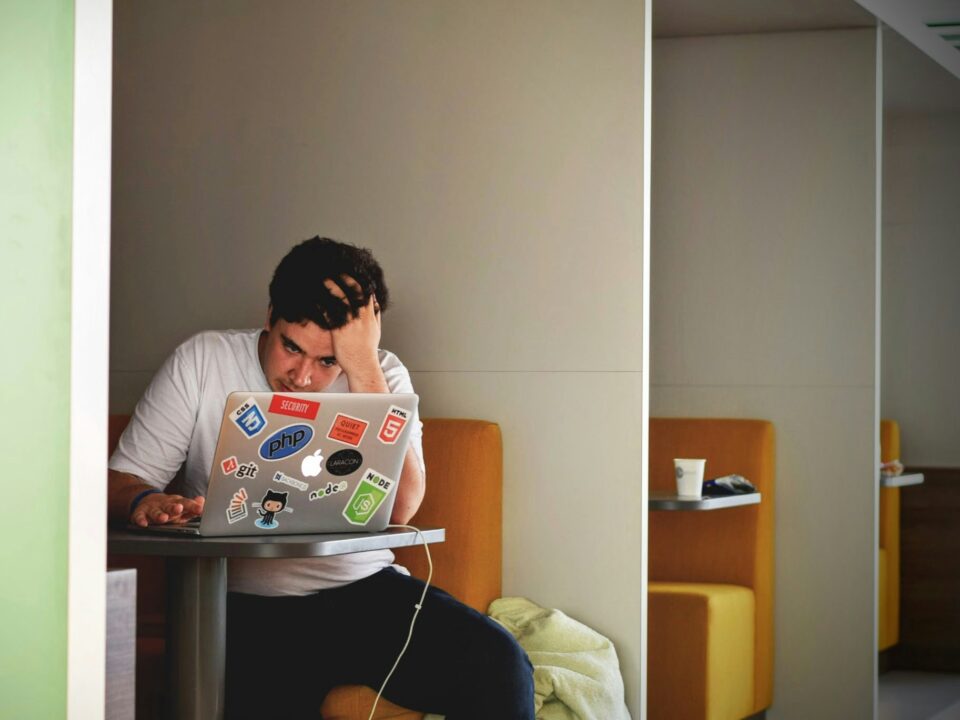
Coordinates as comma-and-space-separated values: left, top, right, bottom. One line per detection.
138, 391, 419, 536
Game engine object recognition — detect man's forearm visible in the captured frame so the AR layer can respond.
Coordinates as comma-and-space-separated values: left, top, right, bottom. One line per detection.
107, 469, 156, 524
391, 446, 425, 524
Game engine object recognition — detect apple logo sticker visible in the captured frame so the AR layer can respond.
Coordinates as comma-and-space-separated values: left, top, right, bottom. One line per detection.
301, 449, 324, 478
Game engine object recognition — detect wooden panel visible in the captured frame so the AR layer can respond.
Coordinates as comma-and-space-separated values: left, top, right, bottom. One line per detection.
893, 467, 960, 671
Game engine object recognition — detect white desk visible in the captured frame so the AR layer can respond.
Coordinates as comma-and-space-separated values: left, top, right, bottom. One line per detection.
649, 492, 762, 511
880, 473, 925, 488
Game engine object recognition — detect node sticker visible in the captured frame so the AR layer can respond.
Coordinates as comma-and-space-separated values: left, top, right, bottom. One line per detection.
309, 480, 348, 501
253, 489, 293, 530
273, 471, 308, 492
259, 423, 314, 461
342, 469, 394, 526
325, 449, 363, 476
231, 397, 268, 438
377, 405, 410, 445
300, 449, 324, 478
268, 394, 321, 420
226, 488, 248, 524
327, 413, 369, 447
221, 456, 239, 475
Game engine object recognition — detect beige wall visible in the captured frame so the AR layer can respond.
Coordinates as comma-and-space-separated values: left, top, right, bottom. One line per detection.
882, 111, 960, 466
651, 29, 879, 719
112, 1, 648, 714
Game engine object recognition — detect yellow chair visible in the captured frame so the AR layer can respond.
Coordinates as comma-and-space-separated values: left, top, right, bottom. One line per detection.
878, 419, 900, 652
109, 416, 504, 720
648, 418, 775, 720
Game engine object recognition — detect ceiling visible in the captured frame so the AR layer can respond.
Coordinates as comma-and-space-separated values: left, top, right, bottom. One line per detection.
653, 0, 960, 114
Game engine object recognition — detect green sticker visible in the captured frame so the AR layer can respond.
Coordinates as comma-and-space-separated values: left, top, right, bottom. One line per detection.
342, 469, 395, 525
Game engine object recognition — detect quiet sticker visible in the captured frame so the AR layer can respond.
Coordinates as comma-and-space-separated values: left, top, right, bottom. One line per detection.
309, 480, 348, 501
342, 469, 394, 526
327, 414, 369, 447
226, 488, 248, 524
273, 471, 308, 492
268, 395, 321, 420
377, 405, 410, 445
231, 397, 268, 438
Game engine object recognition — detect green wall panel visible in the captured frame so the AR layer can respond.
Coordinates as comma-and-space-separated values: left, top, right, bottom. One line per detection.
0, 0, 74, 718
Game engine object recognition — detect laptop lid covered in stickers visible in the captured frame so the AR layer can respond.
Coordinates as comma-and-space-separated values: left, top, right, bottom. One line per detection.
197, 391, 418, 536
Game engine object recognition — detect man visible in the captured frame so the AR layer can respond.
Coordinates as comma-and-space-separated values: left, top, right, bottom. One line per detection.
107, 237, 534, 719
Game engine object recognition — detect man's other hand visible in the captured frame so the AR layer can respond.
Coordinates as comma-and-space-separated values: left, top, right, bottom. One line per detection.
130, 493, 205, 527
324, 275, 386, 391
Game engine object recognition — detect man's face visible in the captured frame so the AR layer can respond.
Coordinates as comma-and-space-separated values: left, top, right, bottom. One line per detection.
258, 313, 342, 393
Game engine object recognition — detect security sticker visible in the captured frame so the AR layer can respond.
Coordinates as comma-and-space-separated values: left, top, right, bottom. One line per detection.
269, 394, 321, 420
226, 488, 249, 524
235, 462, 258, 479
273, 471, 308, 492
342, 469, 395, 525
327, 413, 369, 447
253, 489, 293, 530
377, 405, 410, 445
221, 456, 239, 475
309, 480, 348, 501
300, 449, 324, 478
325, 449, 362, 476
231, 397, 268, 438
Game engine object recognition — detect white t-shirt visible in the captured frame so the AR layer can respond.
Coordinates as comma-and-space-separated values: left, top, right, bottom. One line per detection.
109, 329, 425, 596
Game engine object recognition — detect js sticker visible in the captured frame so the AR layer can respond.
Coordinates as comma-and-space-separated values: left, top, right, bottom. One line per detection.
231, 397, 268, 438
342, 469, 394, 525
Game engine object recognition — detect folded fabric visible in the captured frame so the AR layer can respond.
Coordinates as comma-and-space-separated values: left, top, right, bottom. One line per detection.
488, 596, 631, 720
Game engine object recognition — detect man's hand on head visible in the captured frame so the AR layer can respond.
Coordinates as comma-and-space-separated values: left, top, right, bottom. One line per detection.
323, 275, 389, 393
130, 493, 205, 528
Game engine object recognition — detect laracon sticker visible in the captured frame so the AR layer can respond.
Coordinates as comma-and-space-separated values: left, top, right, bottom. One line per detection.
273, 471, 308, 492
231, 397, 268, 438
309, 480, 348, 501
377, 405, 410, 445
253, 489, 293, 530
226, 488, 248, 524
327, 413, 369, 447
325, 449, 363, 476
269, 395, 321, 420
259, 424, 314, 461
300, 449, 324, 478
342, 469, 394, 525
221, 456, 239, 475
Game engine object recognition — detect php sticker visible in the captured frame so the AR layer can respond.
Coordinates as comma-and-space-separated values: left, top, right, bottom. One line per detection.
325, 449, 363, 476
259, 423, 314, 461
309, 480, 348, 501
342, 469, 394, 525
268, 394, 321, 420
226, 488, 248, 524
221, 456, 239, 475
253, 489, 293, 530
301, 449, 324, 478
377, 405, 410, 445
231, 397, 268, 438
327, 413, 369, 447
273, 471, 308, 492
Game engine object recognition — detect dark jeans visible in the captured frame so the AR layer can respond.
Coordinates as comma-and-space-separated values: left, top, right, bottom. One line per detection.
224, 567, 534, 719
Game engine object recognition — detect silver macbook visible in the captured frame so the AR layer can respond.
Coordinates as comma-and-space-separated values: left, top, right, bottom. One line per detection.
139, 391, 418, 536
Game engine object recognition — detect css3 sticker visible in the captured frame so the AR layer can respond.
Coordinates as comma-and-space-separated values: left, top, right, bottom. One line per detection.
377, 405, 410, 444
309, 480, 348, 501
342, 469, 394, 525
231, 397, 267, 438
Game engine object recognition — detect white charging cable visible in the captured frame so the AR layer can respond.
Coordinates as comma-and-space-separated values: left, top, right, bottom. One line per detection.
367, 524, 434, 720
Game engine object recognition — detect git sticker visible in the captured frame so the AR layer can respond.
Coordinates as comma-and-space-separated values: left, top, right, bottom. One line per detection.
231, 397, 268, 438
221, 457, 257, 478
268, 394, 321, 420
327, 413, 369, 447
377, 405, 410, 445
226, 488, 249, 524
221, 456, 239, 475
309, 480, 348, 501
342, 469, 394, 525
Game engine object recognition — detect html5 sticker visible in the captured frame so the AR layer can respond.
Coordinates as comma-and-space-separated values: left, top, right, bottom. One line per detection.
377, 405, 410, 445
326, 413, 369, 447
268, 394, 321, 421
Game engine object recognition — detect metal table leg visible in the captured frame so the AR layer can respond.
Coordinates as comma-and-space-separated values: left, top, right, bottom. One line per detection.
165, 557, 227, 720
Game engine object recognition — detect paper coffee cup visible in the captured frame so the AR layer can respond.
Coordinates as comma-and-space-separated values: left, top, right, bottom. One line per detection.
674, 458, 706, 498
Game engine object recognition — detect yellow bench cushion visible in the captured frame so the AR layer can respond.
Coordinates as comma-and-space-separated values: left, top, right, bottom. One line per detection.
649, 582, 755, 720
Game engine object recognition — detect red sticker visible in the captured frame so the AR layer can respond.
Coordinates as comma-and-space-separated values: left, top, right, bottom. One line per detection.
269, 395, 321, 420
221, 456, 239, 475
378, 405, 410, 445
327, 413, 369, 447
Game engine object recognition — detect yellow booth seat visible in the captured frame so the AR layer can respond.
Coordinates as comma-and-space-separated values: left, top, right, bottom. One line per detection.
878, 419, 900, 652
649, 418, 775, 720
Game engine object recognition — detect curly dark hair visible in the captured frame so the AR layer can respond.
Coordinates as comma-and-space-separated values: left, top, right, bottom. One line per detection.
268, 236, 390, 329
